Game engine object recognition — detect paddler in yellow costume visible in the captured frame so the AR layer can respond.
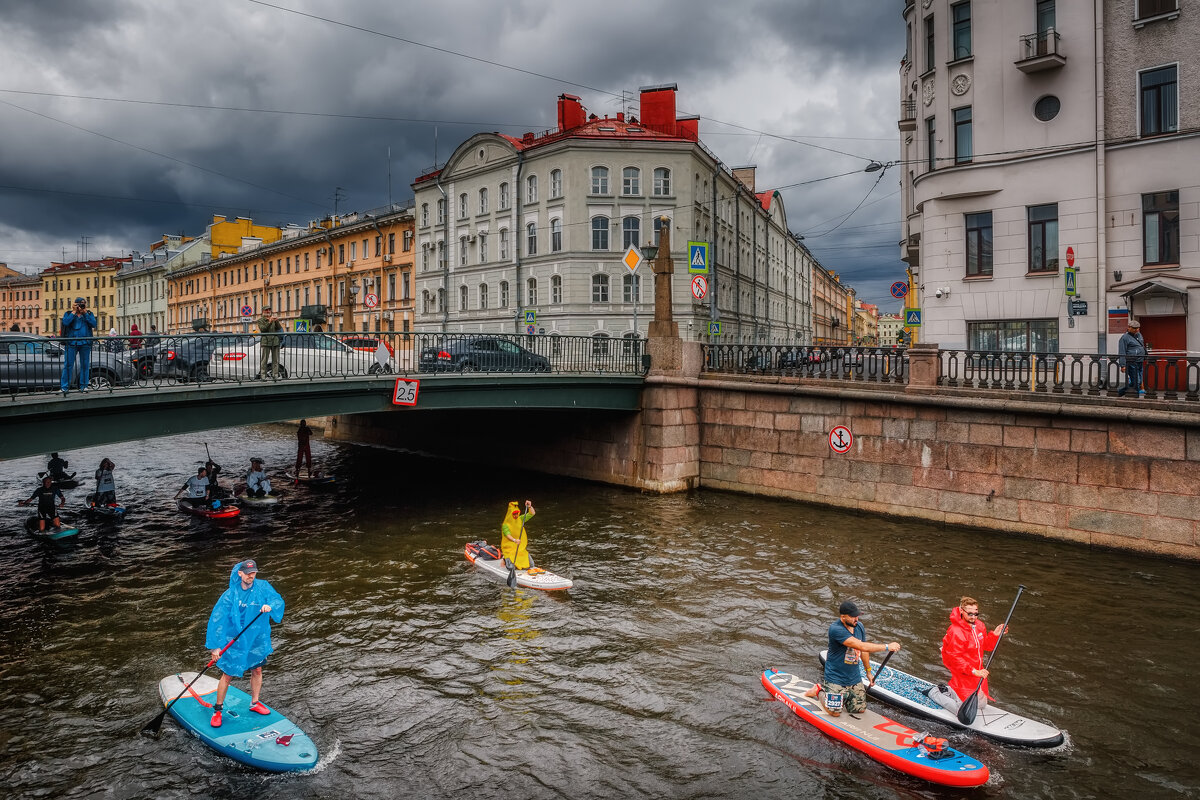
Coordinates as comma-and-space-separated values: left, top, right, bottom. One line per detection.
501, 500, 536, 569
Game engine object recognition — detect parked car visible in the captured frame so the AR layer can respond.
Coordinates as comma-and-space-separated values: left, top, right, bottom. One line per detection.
341, 335, 395, 357
150, 334, 247, 382
0, 333, 138, 392
209, 332, 393, 379
418, 336, 550, 373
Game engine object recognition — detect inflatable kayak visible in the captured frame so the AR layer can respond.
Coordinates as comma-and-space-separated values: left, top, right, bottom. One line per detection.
24, 516, 81, 542
85, 493, 127, 522
762, 669, 989, 788
156, 671, 318, 772
819, 649, 1063, 747
176, 499, 241, 520
284, 472, 335, 487
464, 541, 573, 590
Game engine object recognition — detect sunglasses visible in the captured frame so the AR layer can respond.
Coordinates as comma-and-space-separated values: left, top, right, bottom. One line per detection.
962, 610, 979, 617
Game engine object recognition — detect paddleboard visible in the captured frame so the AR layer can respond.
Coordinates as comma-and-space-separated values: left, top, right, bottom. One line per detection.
284, 472, 335, 487
40, 471, 79, 490
85, 493, 127, 522
177, 499, 241, 520
819, 649, 1063, 747
464, 541, 573, 590
236, 493, 282, 507
761, 669, 989, 788
23, 516, 80, 542
156, 671, 318, 772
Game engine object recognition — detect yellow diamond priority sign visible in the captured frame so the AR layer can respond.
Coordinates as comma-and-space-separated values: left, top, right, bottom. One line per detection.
622, 245, 642, 272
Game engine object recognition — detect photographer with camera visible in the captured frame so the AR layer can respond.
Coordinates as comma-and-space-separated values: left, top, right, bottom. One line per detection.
60, 297, 98, 394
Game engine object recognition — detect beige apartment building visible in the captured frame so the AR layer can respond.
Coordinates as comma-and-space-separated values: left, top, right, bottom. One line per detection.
899, 0, 1198, 354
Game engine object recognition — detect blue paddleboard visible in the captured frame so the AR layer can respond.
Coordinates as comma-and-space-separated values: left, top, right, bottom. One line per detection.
156, 671, 318, 772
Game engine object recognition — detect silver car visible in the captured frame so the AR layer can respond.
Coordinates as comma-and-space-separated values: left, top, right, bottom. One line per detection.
0, 333, 138, 393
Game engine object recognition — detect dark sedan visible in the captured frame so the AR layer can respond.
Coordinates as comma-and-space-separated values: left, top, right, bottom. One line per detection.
151, 334, 249, 381
0, 333, 138, 392
418, 336, 550, 373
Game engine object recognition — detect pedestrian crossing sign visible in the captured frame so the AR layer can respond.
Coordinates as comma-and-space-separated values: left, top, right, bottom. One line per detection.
1064, 267, 1077, 297
294, 319, 310, 332
905, 309, 922, 327
524, 310, 536, 324
688, 241, 709, 274
708, 321, 722, 336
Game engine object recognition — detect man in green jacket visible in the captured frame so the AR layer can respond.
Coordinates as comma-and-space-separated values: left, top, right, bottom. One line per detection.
257, 305, 284, 379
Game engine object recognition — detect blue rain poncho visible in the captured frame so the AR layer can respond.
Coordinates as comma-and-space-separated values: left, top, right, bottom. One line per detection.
205, 562, 285, 677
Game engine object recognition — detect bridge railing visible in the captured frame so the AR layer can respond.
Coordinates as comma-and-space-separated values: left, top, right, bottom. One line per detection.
1, 330, 647, 399
701, 344, 910, 384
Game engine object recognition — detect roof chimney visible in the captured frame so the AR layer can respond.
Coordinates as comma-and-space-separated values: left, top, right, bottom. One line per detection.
639, 83, 678, 135
732, 166, 757, 193
557, 93, 586, 131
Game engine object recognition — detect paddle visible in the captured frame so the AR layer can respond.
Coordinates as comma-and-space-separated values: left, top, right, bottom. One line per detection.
141, 610, 264, 737
957, 584, 1025, 725
868, 647, 896, 688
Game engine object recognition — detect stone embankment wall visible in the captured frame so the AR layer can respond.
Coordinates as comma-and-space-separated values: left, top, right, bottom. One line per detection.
694, 377, 1200, 560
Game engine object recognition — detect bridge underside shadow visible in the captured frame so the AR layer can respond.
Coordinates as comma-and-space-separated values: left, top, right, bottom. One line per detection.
0, 374, 644, 461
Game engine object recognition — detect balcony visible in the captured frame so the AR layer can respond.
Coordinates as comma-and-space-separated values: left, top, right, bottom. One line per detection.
1016, 30, 1066, 73
898, 99, 917, 132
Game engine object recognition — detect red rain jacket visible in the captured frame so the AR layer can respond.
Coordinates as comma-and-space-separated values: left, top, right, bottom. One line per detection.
942, 606, 1000, 701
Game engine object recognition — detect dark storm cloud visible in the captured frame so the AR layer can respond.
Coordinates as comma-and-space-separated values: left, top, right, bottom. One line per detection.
0, 0, 908, 308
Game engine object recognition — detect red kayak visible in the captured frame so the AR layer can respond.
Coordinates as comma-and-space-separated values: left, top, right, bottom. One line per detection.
176, 499, 241, 520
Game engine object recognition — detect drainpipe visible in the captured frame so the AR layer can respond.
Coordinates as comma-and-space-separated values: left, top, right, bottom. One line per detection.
751, 202, 758, 339
513, 150, 525, 336
435, 172, 449, 333
734, 189, 742, 340
1094, 0, 1107, 354
369, 216, 386, 331
710, 168, 719, 335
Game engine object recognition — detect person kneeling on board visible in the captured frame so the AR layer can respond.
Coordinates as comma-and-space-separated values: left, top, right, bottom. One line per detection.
175, 466, 215, 508
803, 600, 900, 716
500, 500, 536, 570
206, 559, 285, 727
245, 457, 272, 497
927, 596, 1007, 713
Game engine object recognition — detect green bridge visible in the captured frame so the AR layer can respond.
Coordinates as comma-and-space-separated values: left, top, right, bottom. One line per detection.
0, 374, 646, 461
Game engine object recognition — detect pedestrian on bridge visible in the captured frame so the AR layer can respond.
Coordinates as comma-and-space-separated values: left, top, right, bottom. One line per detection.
257, 306, 283, 380
59, 297, 97, 394
1117, 318, 1147, 398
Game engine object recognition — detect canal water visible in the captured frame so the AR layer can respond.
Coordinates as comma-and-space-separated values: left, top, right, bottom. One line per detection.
1, 425, 1197, 799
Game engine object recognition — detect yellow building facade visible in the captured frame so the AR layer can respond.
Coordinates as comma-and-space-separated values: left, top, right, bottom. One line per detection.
39, 257, 130, 335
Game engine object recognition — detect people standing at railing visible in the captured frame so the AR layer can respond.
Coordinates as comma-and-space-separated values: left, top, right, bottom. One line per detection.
128, 323, 143, 349
1117, 319, 1147, 398
59, 297, 97, 394
104, 328, 124, 353
257, 305, 283, 379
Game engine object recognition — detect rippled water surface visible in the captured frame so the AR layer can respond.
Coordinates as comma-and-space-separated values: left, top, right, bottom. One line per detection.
1, 425, 1198, 799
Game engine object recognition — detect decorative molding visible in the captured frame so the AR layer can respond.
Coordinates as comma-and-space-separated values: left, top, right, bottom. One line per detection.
951, 74, 971, 96
922, 79, 935, 107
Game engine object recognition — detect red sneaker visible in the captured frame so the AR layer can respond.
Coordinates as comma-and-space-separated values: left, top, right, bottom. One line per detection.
249, 701, 270, 715
210, 710, 222, 727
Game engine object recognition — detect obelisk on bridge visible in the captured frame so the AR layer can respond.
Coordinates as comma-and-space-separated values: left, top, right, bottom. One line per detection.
647, 217, 685, 374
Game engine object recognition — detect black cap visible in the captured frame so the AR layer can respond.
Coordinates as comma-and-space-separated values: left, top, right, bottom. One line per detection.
240, 559, 258, 573
250, 456, 264, 463
839, 600, 860, 617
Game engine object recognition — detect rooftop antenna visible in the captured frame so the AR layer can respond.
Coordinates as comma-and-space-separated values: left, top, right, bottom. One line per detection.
334, 187, 346, 216
387, 146, 392, 206
79, 235, 92, 262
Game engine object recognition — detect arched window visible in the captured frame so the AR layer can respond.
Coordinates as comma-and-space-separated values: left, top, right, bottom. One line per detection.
436, 198, 446, 224
622, 332, 641, 357
459, 236, 468, 266
478, 231, 488, 263
550, 169, 562, 197
653, 167, 671, 196
591, 273, 610, 303
421, 203, 429, 227
526, 222, 538, 256
499, 182, 510, 210
500, 280, 509, 307
458, 193, 468, 219
526, 175, 538, 203
622, 216, 640, 249
591, 166, 609, 195
436, 288, 445, 312
527, 277, 537, 306
591, 332, 611, 356
478, 188, 489, 214
591, 216, 610, 251
550, 332, 563, 356
479, 283, 489, 310
422, 290, 431, 313
622, 273, 640, 303
459, 285, 469, 311
499, 229, 509, 260
622, 167, 640, 195
551, 274, 562, 304
550, 218, 562, 252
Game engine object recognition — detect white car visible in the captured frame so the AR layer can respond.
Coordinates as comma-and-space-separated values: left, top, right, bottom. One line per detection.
209, 332, 393, 380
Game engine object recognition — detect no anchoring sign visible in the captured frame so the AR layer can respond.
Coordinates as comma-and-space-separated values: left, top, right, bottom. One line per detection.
829, 425, 853, 454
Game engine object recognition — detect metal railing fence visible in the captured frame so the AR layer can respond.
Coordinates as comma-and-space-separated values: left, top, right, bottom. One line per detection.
702, 344, 909, 385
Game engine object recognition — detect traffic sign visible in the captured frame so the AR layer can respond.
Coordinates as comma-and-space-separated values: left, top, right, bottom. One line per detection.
707, 321, 722, 336
1069, 298, 1088, 316
525, 324, 536, 335
294, 319, 310, 332
622, 245, 642, 272
889, 281, 909, 299
364, 293, 379, 308
1066, 246, 1075, 268
392, 378, 420, 406
691, 274, 708, 300
1064, 267, 1077, 297
241, 305, 253, 317
524, 310, 536, 325
688, 241, 709, 274
829, 425, 853, 454
905, 309, 922, 327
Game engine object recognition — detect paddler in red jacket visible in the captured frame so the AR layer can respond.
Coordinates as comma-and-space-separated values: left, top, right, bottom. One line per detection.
941, 596, 1008, 708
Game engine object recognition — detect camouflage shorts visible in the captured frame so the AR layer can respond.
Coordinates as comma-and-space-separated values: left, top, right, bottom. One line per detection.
823, 681, 867, 713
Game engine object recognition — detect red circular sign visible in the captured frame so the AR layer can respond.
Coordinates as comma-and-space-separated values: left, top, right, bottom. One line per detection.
691, 274, 708, 300
829, 426, 853, 454
1066, 247, 1074, 267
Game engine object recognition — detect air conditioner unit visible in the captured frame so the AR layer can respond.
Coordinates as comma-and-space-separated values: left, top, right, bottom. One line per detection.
383, 254, 393, 263
382, 311, 393, 320
347, 260, 355, 267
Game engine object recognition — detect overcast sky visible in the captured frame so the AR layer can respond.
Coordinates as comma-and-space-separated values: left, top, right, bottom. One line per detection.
0, 0, 906, 310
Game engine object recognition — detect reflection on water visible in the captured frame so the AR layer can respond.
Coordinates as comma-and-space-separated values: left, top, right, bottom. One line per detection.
0, 424, 1198, 800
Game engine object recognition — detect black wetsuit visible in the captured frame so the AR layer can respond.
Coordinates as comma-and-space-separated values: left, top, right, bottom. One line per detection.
28, 485, 63, 520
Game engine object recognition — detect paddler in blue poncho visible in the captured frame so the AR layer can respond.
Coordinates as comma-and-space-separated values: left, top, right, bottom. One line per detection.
205, 559, 285, 728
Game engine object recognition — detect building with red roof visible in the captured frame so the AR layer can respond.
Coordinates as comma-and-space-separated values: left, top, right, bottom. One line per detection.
411, 84, 817, 348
